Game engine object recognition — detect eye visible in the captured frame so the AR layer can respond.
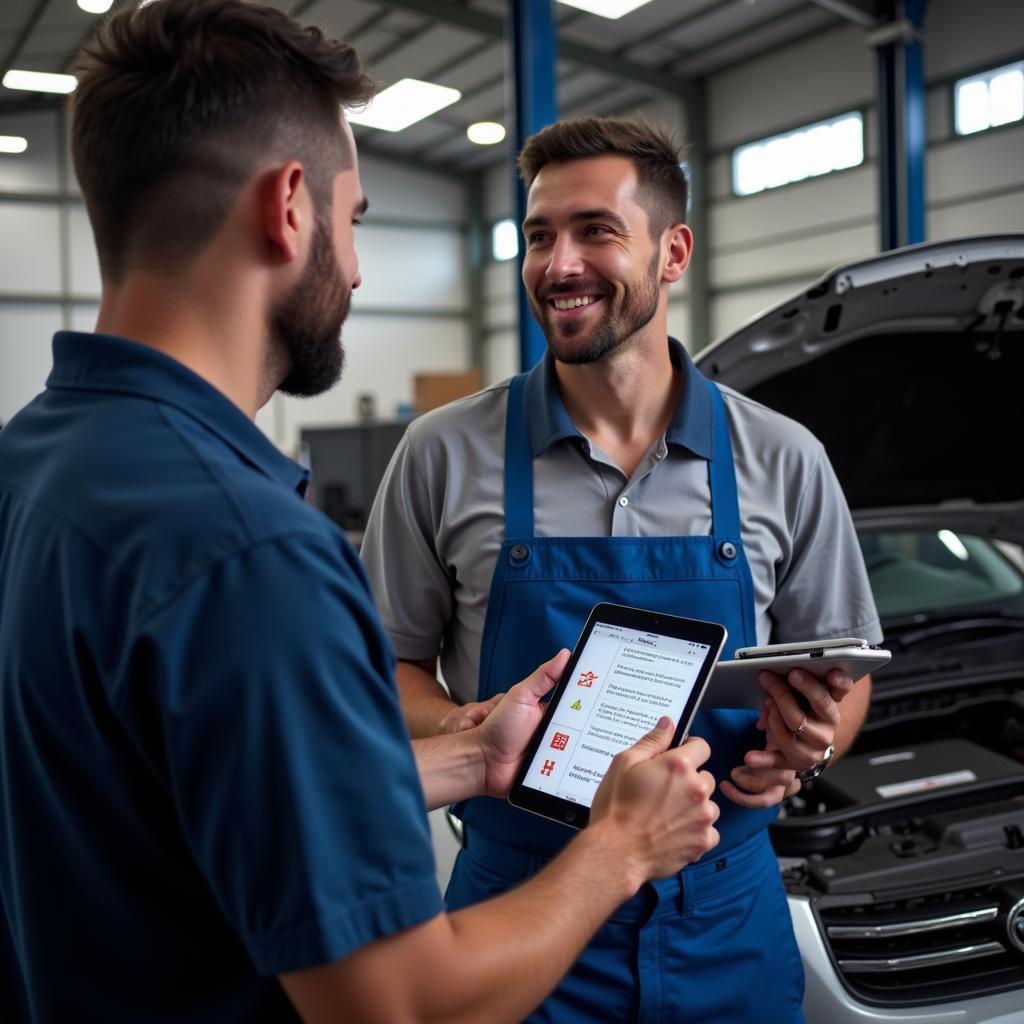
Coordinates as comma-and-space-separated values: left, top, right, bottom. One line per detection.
584, 224, 610, 237
526, 230, 550, 246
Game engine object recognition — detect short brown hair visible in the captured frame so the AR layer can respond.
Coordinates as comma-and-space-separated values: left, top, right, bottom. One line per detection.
518, 115, 688, 237
70, 0, 375, 282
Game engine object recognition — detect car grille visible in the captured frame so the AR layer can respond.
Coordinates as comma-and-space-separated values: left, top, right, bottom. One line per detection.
819, 883, 1024, 1006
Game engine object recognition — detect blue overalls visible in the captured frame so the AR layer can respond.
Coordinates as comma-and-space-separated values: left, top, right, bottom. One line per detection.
447, 366, 805, 1023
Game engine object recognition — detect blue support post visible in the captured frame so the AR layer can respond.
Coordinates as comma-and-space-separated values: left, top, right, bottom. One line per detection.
875, 0, 927, 250
510, 0, 558, 371
904, 0, 927, 246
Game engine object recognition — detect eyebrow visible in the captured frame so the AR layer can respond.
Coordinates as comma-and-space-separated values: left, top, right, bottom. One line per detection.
522, 208, 629, 233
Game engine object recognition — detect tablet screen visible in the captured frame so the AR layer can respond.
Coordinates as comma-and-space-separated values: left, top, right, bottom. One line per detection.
519, 618, 714, 809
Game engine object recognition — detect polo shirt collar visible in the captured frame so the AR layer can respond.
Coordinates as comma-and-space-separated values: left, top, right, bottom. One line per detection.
523, 336, 714, 460
47, 331, 310, 496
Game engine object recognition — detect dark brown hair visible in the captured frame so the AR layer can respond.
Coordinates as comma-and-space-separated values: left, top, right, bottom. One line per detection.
518, 115, 689, 237
70, 0, 375, 282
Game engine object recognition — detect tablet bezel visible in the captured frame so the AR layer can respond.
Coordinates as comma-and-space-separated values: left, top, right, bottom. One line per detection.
506, 602, 727, 831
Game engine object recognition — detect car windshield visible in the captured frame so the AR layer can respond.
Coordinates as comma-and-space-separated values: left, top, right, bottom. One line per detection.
858, 530, 1024, 620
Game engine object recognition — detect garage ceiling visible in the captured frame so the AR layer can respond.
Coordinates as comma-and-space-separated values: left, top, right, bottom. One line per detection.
0, 0, 883, 173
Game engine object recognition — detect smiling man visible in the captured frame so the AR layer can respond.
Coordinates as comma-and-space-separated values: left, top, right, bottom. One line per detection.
362, 116, 882, 1022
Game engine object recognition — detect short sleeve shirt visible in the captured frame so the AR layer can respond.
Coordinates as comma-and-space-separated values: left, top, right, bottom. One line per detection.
361, 339, 881, 705
0, 333, 443, 1022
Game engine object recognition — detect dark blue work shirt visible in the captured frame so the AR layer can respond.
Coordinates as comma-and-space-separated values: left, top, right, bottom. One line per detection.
0, 332, 442, 1022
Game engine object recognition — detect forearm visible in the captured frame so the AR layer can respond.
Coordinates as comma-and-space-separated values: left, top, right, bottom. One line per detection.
433, 824, 640, 1023
832, 673, 872, 760
397, 658, 457, 738
412, 729, 484, 810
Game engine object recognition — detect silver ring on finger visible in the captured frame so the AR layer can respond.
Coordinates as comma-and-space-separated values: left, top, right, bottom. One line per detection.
792, 716, 808, 742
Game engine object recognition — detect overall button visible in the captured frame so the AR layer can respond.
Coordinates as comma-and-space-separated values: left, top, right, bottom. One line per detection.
719, 541, 737, 561
509, 543, 530, 564
618, 495, 630, 508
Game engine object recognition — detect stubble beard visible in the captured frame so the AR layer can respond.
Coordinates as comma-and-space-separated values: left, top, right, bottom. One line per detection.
272, 211, 351, 398
532, 250, 662, 366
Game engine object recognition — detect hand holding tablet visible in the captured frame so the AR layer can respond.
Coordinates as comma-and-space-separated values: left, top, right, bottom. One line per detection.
707, 637, 891, 710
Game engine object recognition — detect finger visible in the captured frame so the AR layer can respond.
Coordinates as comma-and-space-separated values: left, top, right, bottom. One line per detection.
825, 668, 854, 702
611, 716, 676, 772
785, 669, 840, 726
759, 671, 829, 735
731, 765, 795, 790
720, 778, 786, 809
743, 747, 790, 770
511, 649, 570, 702
766, 705, 829, 767
674, 735, 712, 770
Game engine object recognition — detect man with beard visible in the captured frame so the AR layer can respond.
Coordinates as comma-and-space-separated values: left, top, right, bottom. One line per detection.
0, 8, 724, 1023
362, 116, 881, 1022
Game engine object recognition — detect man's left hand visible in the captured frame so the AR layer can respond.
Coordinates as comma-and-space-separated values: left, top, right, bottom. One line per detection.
476, 649, 571, 798
720, 667, 852, 808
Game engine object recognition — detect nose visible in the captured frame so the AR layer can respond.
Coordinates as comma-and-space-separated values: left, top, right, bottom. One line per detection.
351, 271, 362, 290
546, 235, 584, 281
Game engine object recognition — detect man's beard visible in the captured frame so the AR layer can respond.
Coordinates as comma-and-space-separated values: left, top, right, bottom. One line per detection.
271, 212, 350, 398
531, 250, 661, 366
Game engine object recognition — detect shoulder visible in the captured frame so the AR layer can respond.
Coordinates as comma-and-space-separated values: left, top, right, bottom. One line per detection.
399, 379, 511, 476
716, 383, 825, 469
83, 398, 345, 609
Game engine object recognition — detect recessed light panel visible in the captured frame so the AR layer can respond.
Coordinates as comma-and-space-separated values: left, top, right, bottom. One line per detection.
2, 70, 77, 95
348, 79, 460, 133
557, 0, 655, 18
0, 136, 28, 154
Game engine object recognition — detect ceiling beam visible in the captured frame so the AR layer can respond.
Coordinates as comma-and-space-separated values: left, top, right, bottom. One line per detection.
377, 0, 690, 95
1, 0, 53, 81
807, 0, 879, 29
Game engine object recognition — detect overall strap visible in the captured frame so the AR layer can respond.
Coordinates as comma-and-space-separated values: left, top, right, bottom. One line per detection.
503, 373, 535, 537
707, 380, 742, 539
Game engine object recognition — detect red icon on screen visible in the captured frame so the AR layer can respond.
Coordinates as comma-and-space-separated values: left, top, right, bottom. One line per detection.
550, 732, 569, 751
541, 760, 556, 776
577, 671, 598, 687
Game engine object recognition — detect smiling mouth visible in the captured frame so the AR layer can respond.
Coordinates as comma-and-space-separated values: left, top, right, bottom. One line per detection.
549, 295, 602, 311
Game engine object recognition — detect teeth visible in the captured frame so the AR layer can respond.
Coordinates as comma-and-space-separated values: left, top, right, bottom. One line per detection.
553, 296, 597, 310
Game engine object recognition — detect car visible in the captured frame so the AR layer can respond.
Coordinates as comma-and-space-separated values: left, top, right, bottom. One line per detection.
697, 233, 1024, 1022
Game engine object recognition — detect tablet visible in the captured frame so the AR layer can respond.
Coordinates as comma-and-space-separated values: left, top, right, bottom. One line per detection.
706, 638, 891, 710
507, 603, 727, 831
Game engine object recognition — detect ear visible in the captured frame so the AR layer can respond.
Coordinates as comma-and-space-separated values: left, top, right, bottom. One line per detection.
661, 223, 693, 284
263, 161, 308, 264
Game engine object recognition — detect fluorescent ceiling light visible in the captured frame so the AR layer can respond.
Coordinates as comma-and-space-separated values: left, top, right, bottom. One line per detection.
348, 79, 460, 132
77, 0, 114, 13
3, 70, 77, 95
0, 136, 28, 154
467, 121, 506, 145
557, 0, 655, 18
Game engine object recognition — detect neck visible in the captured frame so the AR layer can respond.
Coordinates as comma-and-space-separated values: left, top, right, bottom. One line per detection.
553, 319, 679, 473
95, 260, 273, 420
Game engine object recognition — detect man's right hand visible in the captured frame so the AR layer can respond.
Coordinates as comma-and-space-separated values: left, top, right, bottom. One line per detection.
589, 719, 719, 886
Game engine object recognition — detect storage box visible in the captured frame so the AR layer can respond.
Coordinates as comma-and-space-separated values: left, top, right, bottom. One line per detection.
413, 370, 481, 414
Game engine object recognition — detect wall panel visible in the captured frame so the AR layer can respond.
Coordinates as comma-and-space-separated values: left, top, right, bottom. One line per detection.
0, 305, 60, 424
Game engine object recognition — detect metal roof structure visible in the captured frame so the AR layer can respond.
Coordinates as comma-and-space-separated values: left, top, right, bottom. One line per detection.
1, 0, 882, 173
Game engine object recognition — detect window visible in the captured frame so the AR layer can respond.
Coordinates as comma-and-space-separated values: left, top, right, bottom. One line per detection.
955, 60, 1024, 136
492, 218, 519, 261
732, 112, 864, 197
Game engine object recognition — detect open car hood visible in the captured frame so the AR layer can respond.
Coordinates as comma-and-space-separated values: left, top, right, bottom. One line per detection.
696, 234, 1024, 544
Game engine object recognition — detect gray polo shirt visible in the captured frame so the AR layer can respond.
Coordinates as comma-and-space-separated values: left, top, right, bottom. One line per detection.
361, 339, 881, 705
